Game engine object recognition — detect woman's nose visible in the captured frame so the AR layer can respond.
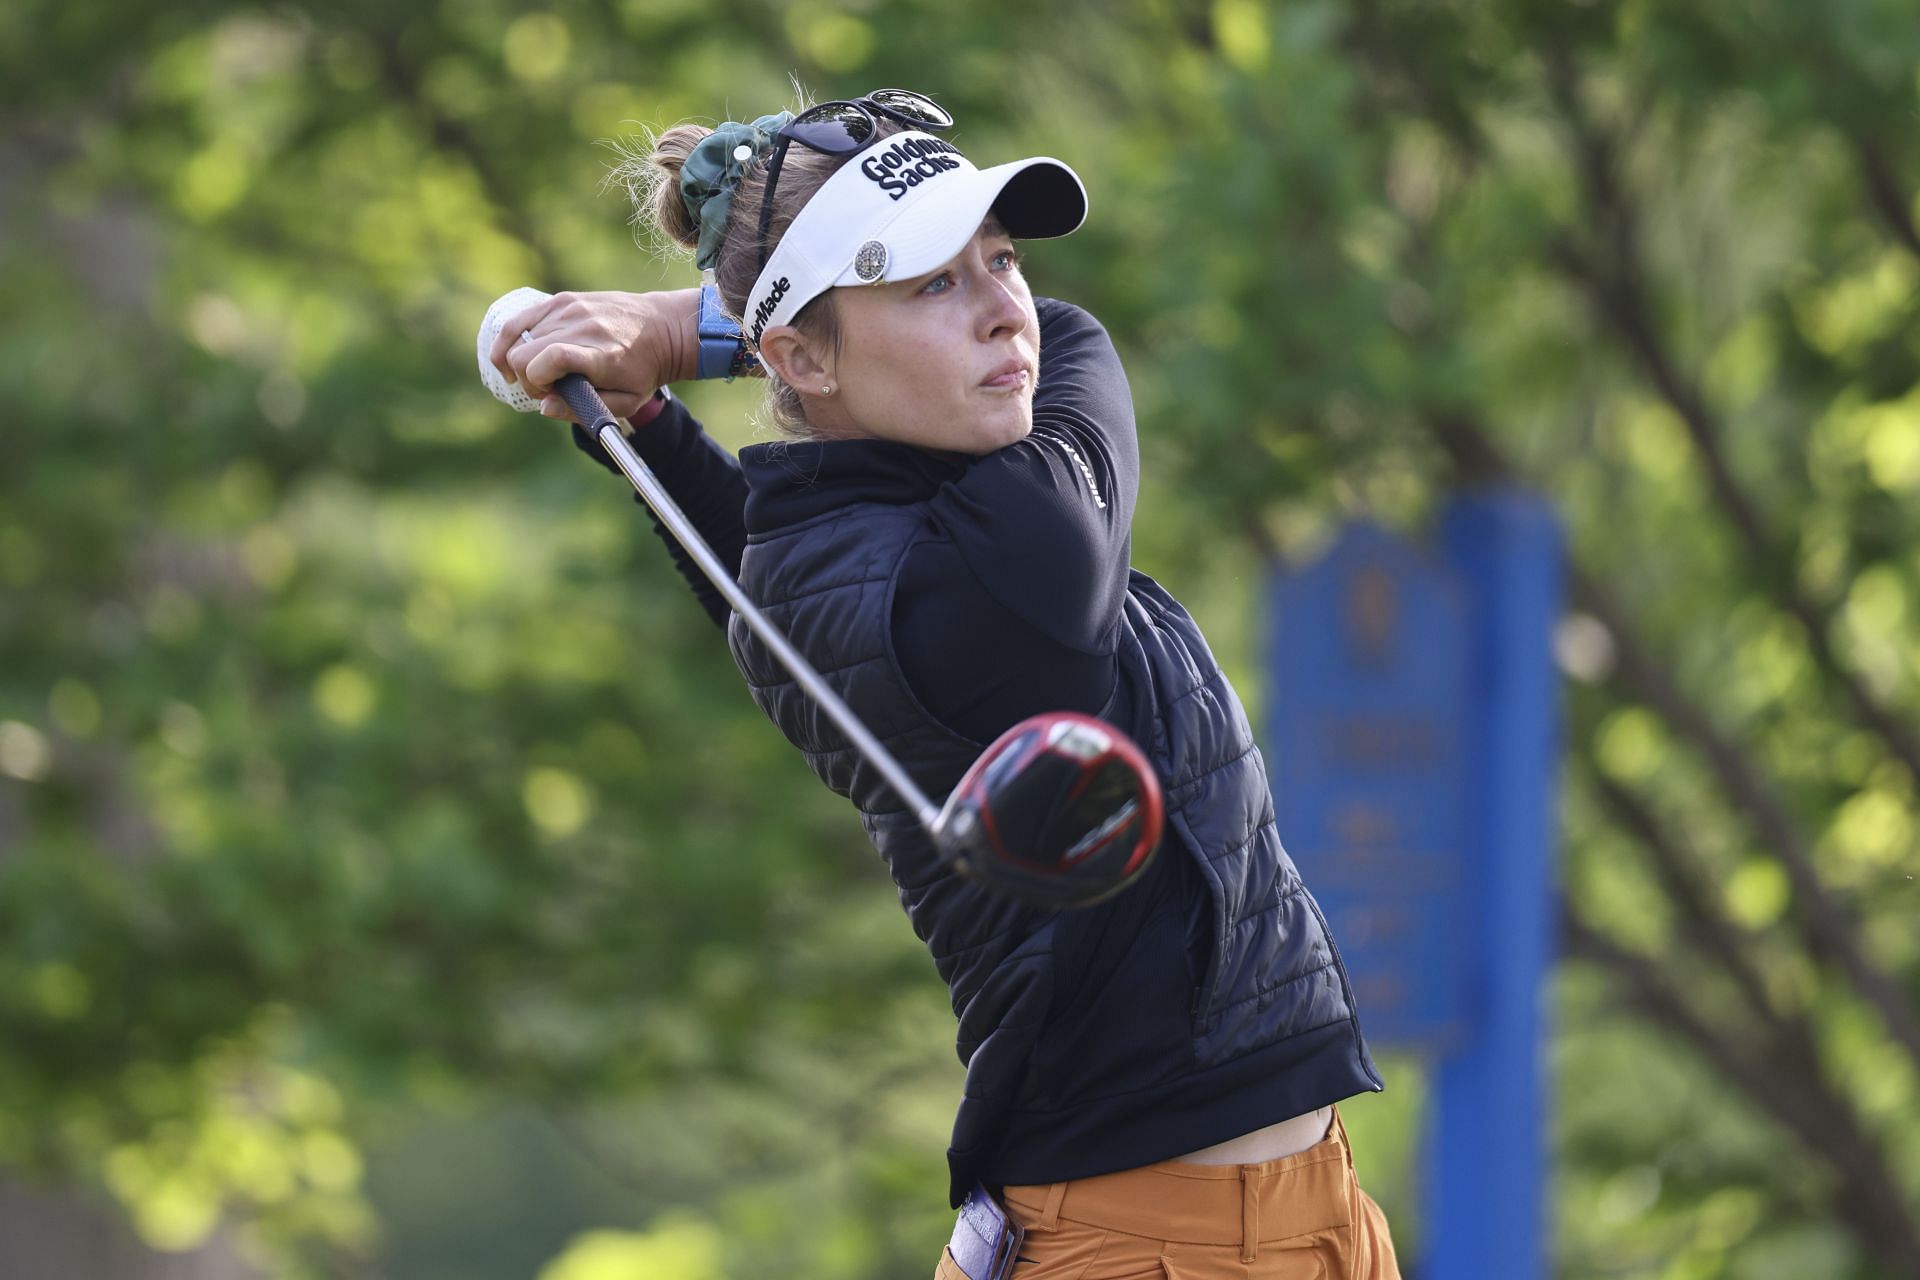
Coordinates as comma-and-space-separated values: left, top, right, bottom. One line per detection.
977, 267, 1025, 337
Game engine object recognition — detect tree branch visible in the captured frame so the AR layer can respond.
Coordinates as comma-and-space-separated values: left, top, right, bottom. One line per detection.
1539, 50, 1920, 790
1564, 909, 1920, 1266
1571, 568, 1920, 1070
1425, 405, 1920, 1074
1581, 765, 1792, 1042
1853, 136, 1920, 263
371, 37, 563, 288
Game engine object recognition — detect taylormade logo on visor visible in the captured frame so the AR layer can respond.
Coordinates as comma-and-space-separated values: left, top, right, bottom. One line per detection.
749, 276, 790, 344
860, 137, 963, 200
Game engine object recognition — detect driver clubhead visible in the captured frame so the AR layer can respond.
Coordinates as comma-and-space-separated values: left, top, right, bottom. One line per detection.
936, 711, 1164, 908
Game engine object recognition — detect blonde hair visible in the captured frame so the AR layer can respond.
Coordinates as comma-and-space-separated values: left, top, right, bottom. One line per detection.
608, 105, 914, 437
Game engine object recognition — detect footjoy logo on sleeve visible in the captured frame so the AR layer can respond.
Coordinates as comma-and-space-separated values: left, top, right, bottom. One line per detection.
859, 137, 964, 200
749, 276, 790, 344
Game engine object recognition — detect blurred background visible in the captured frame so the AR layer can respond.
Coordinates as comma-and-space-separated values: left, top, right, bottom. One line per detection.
3, 0, 1918, 1276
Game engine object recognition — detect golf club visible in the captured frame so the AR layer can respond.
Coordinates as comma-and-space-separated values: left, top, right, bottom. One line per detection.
478, 289, 1162, 908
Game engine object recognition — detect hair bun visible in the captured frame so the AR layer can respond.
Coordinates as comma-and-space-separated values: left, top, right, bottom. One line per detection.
679, 114, 792, 270
610, 123, 712, 254
603, 101, 908, 439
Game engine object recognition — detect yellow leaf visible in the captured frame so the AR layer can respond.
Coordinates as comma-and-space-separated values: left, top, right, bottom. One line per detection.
1594, 707, 1664, 782
540, 1219, 725, 1280
1723, 860, 1789, 931
505, 14, 572, 84
49, 679, 102, 738
29, 963, 91, 1019
175, 137, 252, 221
787, 10, 876, 74
1213, 0, 1270, 72
525, 766, 594, 837
314, 666, 376, 728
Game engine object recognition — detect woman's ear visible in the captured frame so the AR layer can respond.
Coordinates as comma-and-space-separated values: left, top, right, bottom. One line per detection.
756, 324, 833, 391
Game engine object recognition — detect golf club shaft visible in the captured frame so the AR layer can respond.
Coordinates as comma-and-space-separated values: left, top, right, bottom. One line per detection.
557, 375, 945, 833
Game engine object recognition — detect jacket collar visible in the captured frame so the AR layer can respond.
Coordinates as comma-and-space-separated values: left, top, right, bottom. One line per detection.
739, 437, 971, 535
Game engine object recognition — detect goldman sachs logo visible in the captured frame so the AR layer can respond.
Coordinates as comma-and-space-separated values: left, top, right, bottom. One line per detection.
859, 137, 964, 201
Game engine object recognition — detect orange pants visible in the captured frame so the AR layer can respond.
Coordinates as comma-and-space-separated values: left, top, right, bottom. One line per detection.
936, 1109, 1400, 1279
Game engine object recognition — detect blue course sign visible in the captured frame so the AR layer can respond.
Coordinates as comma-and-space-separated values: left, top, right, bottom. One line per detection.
1267, 493, 1562, 1280
1266, 523, 1477, 1053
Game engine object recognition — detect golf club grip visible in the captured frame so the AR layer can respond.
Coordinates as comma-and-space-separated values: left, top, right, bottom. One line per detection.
557, 374, 621, 435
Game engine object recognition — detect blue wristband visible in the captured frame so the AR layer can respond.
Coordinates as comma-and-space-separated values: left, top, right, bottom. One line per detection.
696, 282, 757, 381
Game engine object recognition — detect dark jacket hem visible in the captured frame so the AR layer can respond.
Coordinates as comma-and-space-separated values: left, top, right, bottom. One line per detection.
957, 1019, 1382, 1204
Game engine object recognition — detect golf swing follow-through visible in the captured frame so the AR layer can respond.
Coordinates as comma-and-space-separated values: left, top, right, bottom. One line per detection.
479, 286, 1164, 909
482, 87, 1401, 1279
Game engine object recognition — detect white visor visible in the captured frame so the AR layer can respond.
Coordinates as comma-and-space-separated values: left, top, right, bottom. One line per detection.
740, 131, 1087, 348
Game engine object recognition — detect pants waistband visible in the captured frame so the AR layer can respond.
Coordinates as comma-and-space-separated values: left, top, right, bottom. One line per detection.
1000, 1108, 1357, 1258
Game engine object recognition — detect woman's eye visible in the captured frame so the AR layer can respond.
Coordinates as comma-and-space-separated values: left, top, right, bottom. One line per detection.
920, 272, 955, 295
994, 248, 1021, 270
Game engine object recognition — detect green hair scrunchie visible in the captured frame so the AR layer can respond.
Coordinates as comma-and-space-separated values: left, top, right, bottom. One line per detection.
680, 111, 793, 271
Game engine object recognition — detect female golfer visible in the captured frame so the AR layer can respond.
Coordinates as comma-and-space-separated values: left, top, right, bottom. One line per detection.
491, 89, 1399, 1279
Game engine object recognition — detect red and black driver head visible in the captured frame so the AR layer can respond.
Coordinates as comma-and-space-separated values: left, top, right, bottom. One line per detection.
935, 712, 1164, 908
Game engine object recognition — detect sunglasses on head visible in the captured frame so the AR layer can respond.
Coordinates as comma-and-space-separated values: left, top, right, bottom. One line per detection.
755, 89, 956, 274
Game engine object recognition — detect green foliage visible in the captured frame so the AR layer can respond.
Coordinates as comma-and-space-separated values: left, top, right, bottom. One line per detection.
4, 0, 1919, 1275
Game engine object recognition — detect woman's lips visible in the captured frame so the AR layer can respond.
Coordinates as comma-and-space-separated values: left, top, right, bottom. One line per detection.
981, 361, 1031, 390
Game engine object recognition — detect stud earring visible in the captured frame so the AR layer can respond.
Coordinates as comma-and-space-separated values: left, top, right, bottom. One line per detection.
821, 384, 834, 396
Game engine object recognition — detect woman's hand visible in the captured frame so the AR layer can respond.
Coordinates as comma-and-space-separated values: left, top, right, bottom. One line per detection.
487, 288, 700, 423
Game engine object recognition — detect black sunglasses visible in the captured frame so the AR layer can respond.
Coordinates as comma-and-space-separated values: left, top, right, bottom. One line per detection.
754, 90, 956, 273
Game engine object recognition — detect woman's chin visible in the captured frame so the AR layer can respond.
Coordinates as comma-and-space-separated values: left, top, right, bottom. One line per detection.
913, 401, 1031, 455
981, 404, 1034, 451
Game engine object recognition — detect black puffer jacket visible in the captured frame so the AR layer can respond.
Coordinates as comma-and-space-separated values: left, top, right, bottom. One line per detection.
576, 299, 1381, 1204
